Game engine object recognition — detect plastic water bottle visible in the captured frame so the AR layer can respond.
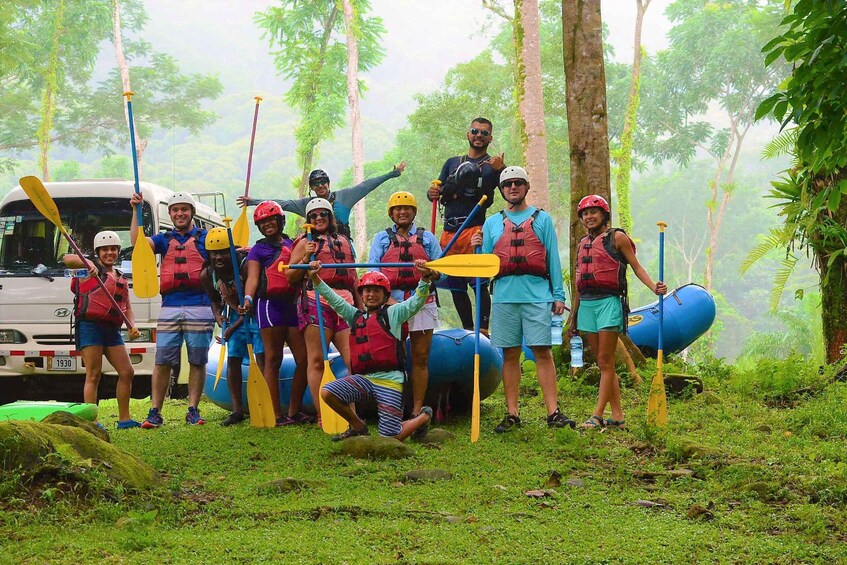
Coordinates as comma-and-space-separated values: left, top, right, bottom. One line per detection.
570, 335, 584, 368
551, 313, 563, 345
64, 268, 89, 278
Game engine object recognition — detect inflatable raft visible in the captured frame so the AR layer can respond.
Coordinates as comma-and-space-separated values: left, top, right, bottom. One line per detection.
626, 284, 716, 356
0, 400, 98, 422
204, 328, 503, 413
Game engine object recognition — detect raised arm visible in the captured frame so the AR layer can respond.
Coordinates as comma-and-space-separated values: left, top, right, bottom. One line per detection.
129, 193, 155, 250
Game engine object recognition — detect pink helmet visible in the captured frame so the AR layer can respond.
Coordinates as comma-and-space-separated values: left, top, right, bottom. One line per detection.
577, 195, 610, 216
254, 201, 284, 224
357, 271, 391, 294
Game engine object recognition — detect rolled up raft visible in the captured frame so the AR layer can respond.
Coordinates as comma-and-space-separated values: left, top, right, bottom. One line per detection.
204, 327, 503, 413
523, 284, 716, 361
0, 400, 98, 422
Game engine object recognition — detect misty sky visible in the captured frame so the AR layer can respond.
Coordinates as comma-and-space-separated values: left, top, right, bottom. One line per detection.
134, 0, 673, 130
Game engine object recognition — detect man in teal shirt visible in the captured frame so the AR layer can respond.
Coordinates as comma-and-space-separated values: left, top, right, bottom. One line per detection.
308, 259, 440, 441
471, 166, 575, 433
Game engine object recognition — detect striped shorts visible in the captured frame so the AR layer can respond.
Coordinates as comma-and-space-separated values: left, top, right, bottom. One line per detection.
322, 374, 404, 437
155, 305, 215, 366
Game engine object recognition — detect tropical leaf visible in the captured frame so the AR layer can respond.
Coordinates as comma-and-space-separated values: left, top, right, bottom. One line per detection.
769, 254, 799, 312
762, 128, 798, 160
739, 227, 794, 276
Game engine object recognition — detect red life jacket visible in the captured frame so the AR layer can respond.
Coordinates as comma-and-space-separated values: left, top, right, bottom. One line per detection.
313, 233, 356, 290
381, 227, 431, 290
493, 209, 549, 279
258, 238, 297, 299
72, 269, 128, 326
349, 307, 405, 374
160, 233, 205, 295
576, 228, 633, 296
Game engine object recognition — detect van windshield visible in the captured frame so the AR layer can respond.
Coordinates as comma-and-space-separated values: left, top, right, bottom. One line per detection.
0, 197, 153, 276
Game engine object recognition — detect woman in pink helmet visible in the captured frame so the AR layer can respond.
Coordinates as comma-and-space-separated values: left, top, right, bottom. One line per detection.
570, 195, 666, 430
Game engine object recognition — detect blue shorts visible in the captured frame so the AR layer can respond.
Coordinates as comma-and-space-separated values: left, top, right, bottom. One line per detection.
155, 305, 215, 366
490, 302, 552, 348
226, 314, 264, 360
577, 295, 624, 333
76, 320, 124, 349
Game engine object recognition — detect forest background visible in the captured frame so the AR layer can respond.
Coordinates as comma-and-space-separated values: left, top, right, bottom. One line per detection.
0, 0, 819, 362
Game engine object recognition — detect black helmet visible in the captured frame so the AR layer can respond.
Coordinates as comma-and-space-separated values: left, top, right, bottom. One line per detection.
309, 169, 330, 185
454, 161, 482, 190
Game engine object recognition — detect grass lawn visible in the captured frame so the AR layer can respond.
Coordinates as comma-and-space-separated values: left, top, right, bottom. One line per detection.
3, 357, 847, 564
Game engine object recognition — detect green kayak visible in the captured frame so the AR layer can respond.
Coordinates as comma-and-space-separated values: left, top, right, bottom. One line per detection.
0, 401, 98, 422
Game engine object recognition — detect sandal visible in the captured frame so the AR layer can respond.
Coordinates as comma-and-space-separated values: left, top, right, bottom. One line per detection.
581, 415, 605, 429
605, 418, 626, 430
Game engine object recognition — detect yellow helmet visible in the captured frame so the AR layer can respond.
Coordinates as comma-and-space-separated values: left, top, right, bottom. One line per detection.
387, 191, 417, 214
205, 227, 230, 251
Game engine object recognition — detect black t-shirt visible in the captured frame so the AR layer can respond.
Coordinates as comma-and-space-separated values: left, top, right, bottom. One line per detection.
436, 154, 500, 231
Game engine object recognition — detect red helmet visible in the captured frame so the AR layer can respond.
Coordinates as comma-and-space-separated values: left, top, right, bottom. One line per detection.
254, 201, 284, 224
577, 195, 610, 216
357, 271, 391, 294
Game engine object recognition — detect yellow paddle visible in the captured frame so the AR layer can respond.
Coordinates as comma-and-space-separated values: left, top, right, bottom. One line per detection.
304, 225, 347, 435
232, 96, 262, 248
223, 217, 275, 428
472, 244, 482, 443
280, 253, 500, 279
123, 92, 159, 298
647, 221, 668, 427
18, 176, 138, 332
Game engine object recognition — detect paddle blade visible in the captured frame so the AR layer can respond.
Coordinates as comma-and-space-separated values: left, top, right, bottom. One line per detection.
428, 253, 500, 278
646, 350, 668, 427
471, 354, 480, 443
213, 341, 226, 391
131, 235, 159, 298
19, 176, 64, 232
232, 207, 250, 248
318, 360, 347, 434
246, 344, 275, 428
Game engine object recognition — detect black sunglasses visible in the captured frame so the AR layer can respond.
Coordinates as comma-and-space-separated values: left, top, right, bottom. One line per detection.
469, 128, 491, 137
307, 210, 331, 220
309, 179, 329, 187
500, 179, 527, 188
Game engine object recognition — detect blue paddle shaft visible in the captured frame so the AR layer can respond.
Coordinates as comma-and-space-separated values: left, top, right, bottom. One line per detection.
474, 246, 481, 355
658, 230, 665, 352
440, 196, 486, 257
225, 227, 246, 304
288, 262, 419, 270
126, 98, 143, 226
307, 230, 331, 361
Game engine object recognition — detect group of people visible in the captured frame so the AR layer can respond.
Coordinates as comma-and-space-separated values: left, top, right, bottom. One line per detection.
66, 116, 666, 439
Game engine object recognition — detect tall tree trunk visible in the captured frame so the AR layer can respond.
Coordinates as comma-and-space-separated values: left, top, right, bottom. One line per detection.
519, 0, 551, 210
817, 170, 847, 364
112, 0, 147, 176
613, 0, 650, 235
342, 0, 366, 253
562, 0, 610, 294
38, 0, 66, 181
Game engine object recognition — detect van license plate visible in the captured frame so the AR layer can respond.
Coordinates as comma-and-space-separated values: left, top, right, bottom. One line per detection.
49, 356, 76, 371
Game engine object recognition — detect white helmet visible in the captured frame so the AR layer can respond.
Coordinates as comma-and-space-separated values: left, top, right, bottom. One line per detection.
305, 197, 333, 217
94, 230, 121, 251
499, 166, 530, 186
168, 191, 196, 210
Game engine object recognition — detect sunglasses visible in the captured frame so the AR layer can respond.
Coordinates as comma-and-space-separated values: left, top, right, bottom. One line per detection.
500, 179, 527, 188
307, 210, 331, 220
469, 128, 491, 137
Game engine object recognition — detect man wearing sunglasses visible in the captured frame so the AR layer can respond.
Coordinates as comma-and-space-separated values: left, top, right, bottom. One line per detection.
426, 117, 505, 334
470, 166, 574, 433
238, 163, 407, 239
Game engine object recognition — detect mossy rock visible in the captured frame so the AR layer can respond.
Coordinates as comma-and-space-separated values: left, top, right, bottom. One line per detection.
664, 374, 704, 396
405, 469, 453, 482
0, 420, 157, 490
670, 439, 722, 462
259, 477, 326, 494
700, 391, 721, 405
42, 410, 110, 442
421, 428, 456, 444
339, 436, 414, 460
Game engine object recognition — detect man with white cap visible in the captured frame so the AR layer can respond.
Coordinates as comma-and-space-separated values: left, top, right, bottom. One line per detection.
471, 166, 574, 433
130, 191, 215, 428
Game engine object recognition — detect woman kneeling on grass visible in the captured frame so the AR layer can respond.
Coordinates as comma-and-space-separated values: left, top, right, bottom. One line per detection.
64, 230, 141, 429
569, 195, 666, 431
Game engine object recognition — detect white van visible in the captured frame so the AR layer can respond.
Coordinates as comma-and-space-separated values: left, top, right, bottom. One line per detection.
0, 179, 223, 401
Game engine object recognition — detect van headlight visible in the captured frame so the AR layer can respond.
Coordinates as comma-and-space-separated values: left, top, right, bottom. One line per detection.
0, 330, 26, 344
121, 328, 153, 342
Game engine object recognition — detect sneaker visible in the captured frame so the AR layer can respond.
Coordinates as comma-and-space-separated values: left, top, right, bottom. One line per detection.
547, 409, 576, 429
222, 412, 246, 427
289, 411, 316, 425
94, 421, 106, 430
185, 406, 206, 426
331, 423, 369, 442
275, 415, 294, 426
141, 408, 164, 429
494, 413, 521, 433
411, 406, 433, 440
117, 419, 142, 430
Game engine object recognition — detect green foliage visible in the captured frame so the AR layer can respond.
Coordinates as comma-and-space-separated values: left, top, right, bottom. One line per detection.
94, 156, 131, 179
739, 292, 825, 364
53, 160, 81, 182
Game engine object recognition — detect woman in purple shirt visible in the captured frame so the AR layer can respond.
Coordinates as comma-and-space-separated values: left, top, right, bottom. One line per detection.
242, 202, 311, 425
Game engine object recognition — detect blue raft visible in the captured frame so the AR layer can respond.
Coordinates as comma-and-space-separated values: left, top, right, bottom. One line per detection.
204, 328, 503, 413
